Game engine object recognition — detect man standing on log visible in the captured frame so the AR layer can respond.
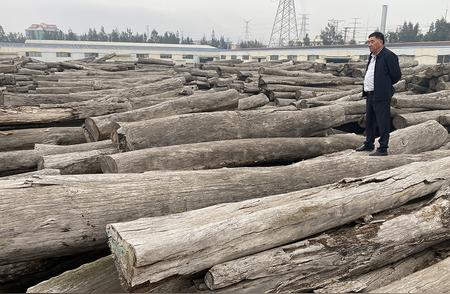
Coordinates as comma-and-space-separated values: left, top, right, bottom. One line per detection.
356, 32, 401, 156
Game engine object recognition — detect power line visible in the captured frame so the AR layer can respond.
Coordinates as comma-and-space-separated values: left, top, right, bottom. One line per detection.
299, 14, 310, 40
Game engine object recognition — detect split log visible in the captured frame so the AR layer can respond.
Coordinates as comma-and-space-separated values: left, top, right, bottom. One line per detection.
26, 256, 124, 293
315, 244, 448, 293
204, 189, 450, 292
84, 89, 240, 141
237, 93, 269, 110
38, 148, 118, 175
3, 150, 450, 265
106, 157, 450, 289
391, 90, 450, 110
0, 127, 85, 152
112, 105, 350, 151
388, 120, 448, 154
100, 134, 364, 173
0, 106, 75, 126
393, 110, 450, 129
373, 256, 450, 293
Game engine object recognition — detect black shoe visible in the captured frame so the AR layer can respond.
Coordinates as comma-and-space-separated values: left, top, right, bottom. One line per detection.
355, 144, 374, 152
369, 150, 388, 156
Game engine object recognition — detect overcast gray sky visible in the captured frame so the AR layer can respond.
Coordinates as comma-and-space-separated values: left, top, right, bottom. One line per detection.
1, 0, 448, 43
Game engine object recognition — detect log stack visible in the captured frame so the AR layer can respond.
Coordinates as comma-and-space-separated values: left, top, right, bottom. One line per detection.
0, 56, 449, 293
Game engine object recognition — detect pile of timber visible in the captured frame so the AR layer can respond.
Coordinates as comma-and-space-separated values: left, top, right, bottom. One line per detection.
1, 56, 450, 293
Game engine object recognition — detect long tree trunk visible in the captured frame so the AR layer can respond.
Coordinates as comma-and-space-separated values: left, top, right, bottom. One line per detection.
0, 106, 75, 126
393, 110, 450, 129
3, 150, 450, 266
100, 134, 364, 173
112, 105, 350, 151
204, 191, 450, 292
0, 127, 85, 152
391, 90, 450, 109
238, 93, 269, 110
106, 157, 450, 289
84, 89, 240, 141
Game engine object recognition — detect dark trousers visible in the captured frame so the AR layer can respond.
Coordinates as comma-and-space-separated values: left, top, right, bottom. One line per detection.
364, 94, 391, 151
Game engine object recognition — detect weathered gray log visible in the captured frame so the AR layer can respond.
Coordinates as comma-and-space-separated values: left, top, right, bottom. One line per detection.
388, 120, 448, 154
0, 127, 85, 152
238, 93, 269, 110
106, 156, 450, 288
4, 150, 450, 265
100, 134, 364, 173
259, 67, 334, 78
436, 81, 450, 91
391, 90, 450, 109
128, 89, 185, 109
112, 105, 349, 151
204, 189, 450, 291
26, 256, 124, 293
372, 256, 450, 293
0, 64, 16, 73
275, 98, 297, 106
35, 86, 93, 94
0, 106, 75, 125
314, 245, 448, 293
259, 75, 359, 87
84, 89, 240, 141
93, 53, 116, 63
272, 91, 301, 100
262, 84, 340, 93
439, 114, 450, 126
137, 58, 174, 66
38, 148, 118, 174
17, 68, 47, 76
393, 110, 450, 129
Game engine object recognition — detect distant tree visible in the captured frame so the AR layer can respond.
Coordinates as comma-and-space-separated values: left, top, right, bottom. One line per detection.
149, 29, 160, 43
181, 36, 194, 44
110, 28, 120, 42
200, 35, 208, 45
398, 21, 422, 42
65, 29, 78, 40
424, 17, 450, 41
320, 22, 344, 45
0, 25, 7, 42
239, 39, 265, 48
218, 36, 228, 48
303, 33, 311, 46
98, 26, 108, 41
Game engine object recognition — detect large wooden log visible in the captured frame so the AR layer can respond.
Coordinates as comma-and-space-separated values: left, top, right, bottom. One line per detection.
84, 89, 240, 141
393, 110, 450, 129
112, 105, 349, 151
35, 86, 94, 94
2, 169, 61, 180
137, 58, 174, 66
26, 256, 124, 293
238, 93, 269, 110
204, 190, 450, 292
3, 150, 450, 265
106, 157, 450, 289
0, 106, 75, 126
38, 148, 118, 175
100, 134, 364, 173
0, 127, 85, 152
391, 90, 450, 110
259, 67, 334, 78
388, 120, 448, 154
262, 84, 341, 93
373, 256, 450, 293
259, 75, 359, 87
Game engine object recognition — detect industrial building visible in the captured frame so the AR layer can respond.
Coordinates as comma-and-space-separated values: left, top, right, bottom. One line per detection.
0, 39, 450, 65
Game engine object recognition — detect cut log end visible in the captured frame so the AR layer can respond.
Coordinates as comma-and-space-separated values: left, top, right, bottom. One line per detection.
204, 272, 215, 290
99, 155, 118, 173
392, 116, 408, 129
84, 118, 101, 142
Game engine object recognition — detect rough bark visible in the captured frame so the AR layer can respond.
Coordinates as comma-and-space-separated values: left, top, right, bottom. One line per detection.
3, 150, 450, 265
84, 89, 240, 141
393, 110, 450, 129
100, 134, 364, 173
259, 76, 359, 87
106, 157, 450, 288
372, 256, 450, 293
205, 191, 450, 292
0, 127, 85, 152
0, 106, 75, 126
112, 105, 349, 151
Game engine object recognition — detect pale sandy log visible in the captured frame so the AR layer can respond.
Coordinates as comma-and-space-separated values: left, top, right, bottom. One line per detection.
106, 157, 450, 288
0, 106, 75, 125
3, 150, 450, 265
100, 134, 364, 173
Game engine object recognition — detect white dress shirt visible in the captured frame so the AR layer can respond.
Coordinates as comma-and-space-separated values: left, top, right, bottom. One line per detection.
364, 55, 376, 92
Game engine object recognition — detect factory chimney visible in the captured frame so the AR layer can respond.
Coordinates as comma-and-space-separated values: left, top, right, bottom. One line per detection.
380, 5, 388, 34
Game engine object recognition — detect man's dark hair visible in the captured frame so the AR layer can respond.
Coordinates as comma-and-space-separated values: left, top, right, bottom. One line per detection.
368, 32, 385, 44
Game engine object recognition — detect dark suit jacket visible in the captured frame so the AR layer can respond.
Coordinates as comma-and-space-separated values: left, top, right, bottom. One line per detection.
362, 47, 402, 101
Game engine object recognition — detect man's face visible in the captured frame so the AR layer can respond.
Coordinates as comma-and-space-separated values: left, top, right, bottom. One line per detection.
368, 36, 383, 54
